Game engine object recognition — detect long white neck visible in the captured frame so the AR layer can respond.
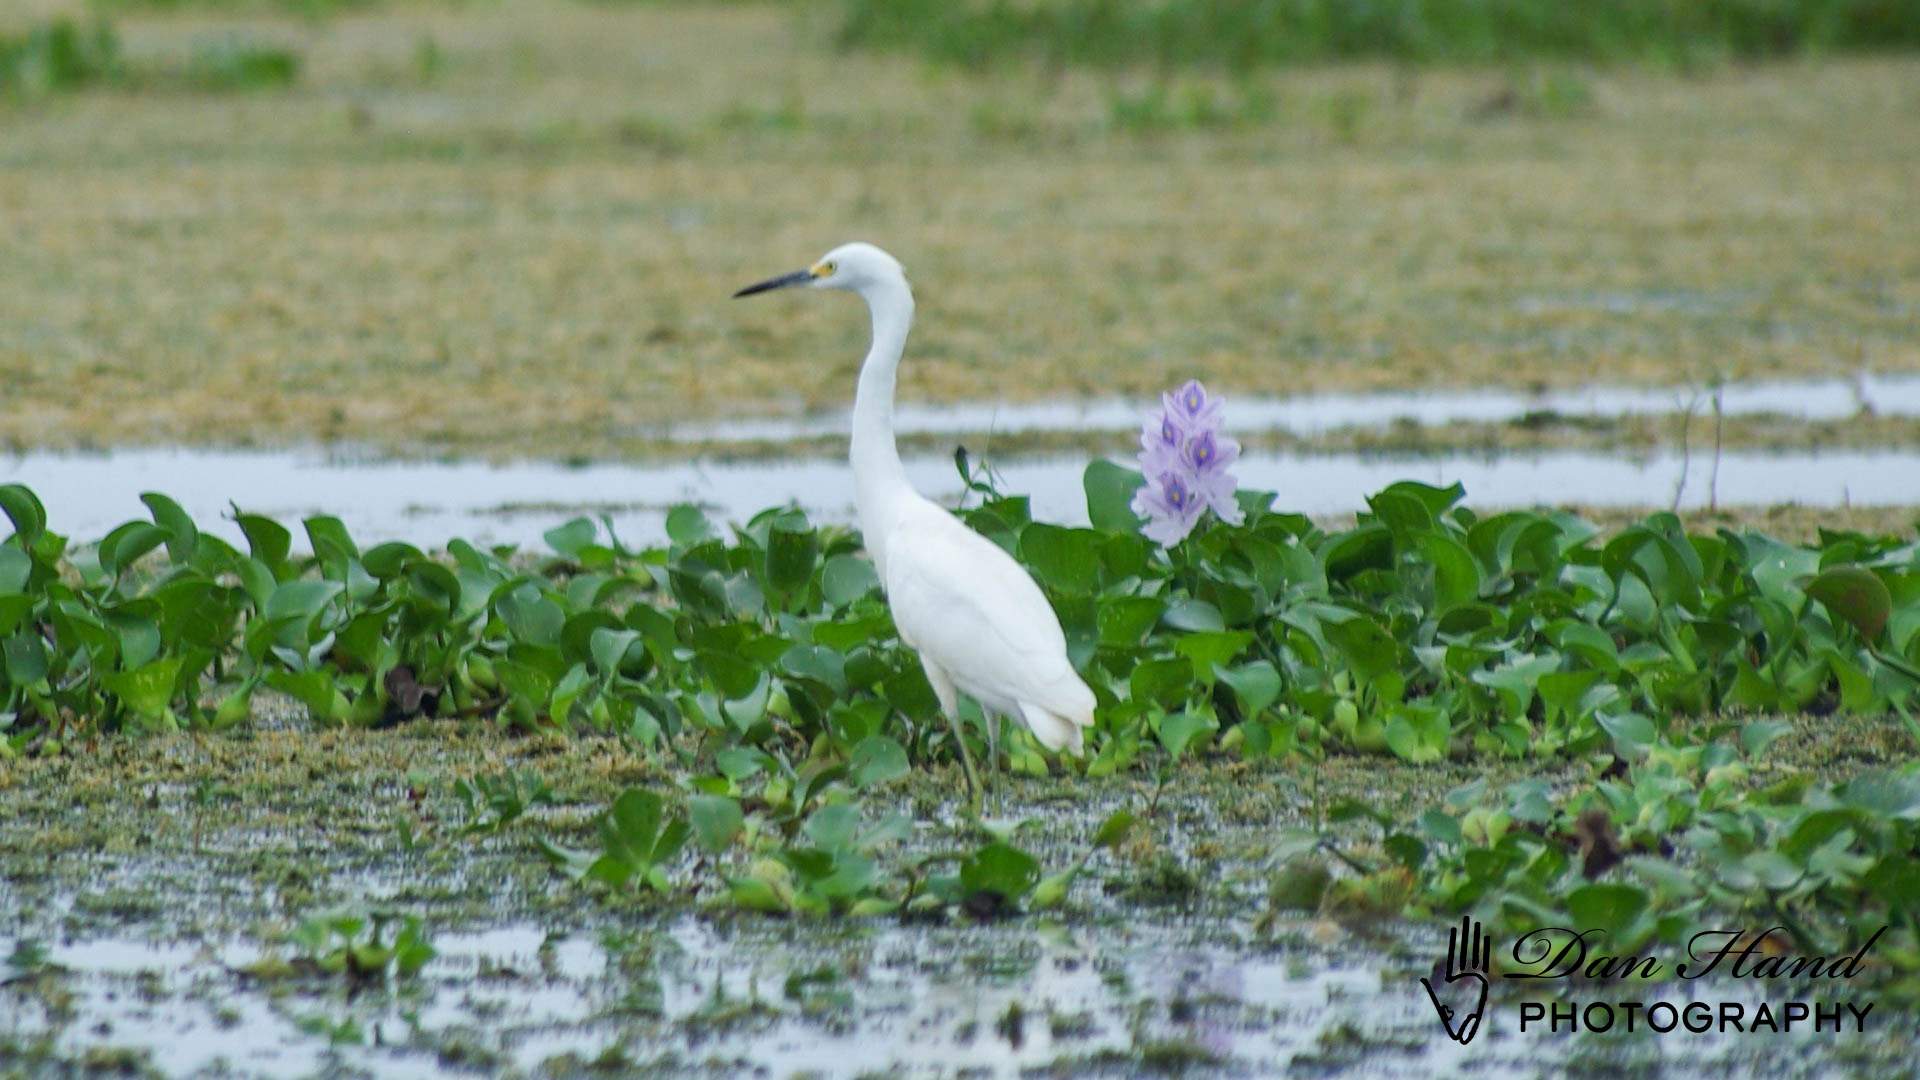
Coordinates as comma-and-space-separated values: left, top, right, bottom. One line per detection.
850, 274, 916, 572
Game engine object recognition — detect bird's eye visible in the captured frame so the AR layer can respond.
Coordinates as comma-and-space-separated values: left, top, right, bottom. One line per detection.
822, 261, 837, 274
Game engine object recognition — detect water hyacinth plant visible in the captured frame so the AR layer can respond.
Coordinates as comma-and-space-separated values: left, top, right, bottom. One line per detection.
1132, 379, 1244, 545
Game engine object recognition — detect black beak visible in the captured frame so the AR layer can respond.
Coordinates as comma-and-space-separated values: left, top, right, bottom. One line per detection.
732, 268, 813, 298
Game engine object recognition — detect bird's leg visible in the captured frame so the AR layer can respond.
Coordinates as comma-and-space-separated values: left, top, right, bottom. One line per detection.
947, 708, 981, 813
984, 710, 1001, 814
919, 657, 979, 815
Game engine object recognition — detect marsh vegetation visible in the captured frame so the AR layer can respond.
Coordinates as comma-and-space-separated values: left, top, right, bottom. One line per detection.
3, 0, 1919, 1075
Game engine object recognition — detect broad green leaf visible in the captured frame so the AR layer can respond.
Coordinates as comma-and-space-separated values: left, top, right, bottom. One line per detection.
1173, 631, 1252, 677
497, 584, 564, 647
544, 518, 598, 558
265, 579, 343, 626
1384, 706, 1448, 763
236, 513, 292, 570
1216, 660, 1281, 715
1020, 524, 1103, 595
103, 657, 184, 717
1097, 596, 1165, 648
765, 520, 819, 597
4, 634, 49, 685
1083, 460, 1145, 533
1565, 883, 1649, 937
1805, 566, 1892, 642
689, 795, 744, 854
98, 522, 169, 576
140, 492, 198, 562
665, 505, 715, 546
1157, 711, 1214, 760
822, 554, 879, 607
0, 546, 29, 593
849, 735, 910, 789
0, 485, 47, 543
959, 842, 1041, 905
1093, 810, 1136, 849
1163, 598, 1224, 632
1130, 658, 1191, 708
1419, 533, 1481, 610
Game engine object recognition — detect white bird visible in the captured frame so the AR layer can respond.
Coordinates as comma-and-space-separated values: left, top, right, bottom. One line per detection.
734, 242, 1096, 802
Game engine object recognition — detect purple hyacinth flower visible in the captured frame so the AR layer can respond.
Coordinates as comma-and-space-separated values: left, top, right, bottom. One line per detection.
1164, 379, 1222, 430
1139, 409, 1185, 474
1132, 378, 1244, 545
1181, 429, 1244, 525
1132, 469, 1206, 546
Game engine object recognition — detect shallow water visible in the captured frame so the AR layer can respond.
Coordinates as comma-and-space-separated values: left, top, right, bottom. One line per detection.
660, 371, 1920, 444
8, 921, 1903, 1077
4, 444, 1919, 550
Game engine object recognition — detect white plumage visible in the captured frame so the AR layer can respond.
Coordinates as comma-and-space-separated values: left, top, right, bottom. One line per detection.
734, 242, 1096, 794
884, 498, 1096, 755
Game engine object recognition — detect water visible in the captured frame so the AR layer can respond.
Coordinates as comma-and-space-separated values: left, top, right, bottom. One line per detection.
660, 371, 1920, 444
4, 444, 1918, 550
9, 922, 1901, 1077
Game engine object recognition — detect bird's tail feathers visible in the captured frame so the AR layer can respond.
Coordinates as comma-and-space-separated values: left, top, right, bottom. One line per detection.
1020, 680, 1095, 757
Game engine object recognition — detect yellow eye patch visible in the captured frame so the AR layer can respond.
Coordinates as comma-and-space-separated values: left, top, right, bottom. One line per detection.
810, 261, 835, 278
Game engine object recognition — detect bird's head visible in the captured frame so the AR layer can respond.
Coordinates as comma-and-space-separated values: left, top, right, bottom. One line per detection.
732, 241, 906, 299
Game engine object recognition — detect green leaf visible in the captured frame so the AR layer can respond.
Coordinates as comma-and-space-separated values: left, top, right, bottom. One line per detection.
1216, 660, 1281, 715
1566, 883, 1649, 937
1163, 598, 1224, 632
1092, 810, 1136, 849
1097, 596, 1165, 648
1384, 706, 1449, 763
544, 518, 598, 558
0, 485, 47, 543
803, 804, 862, 852
0, 595, 33, 638
689, 795, 744, 854
1596, 711, 1658, 756
765, 520, 819, 597
1019, 524, 1103, 595
496, 584, 564, 647
1174, 631, 1251, 677
1083, 460, 1145, 533
265, 579, 343, 627
1805, 566, 1892, 642
822, 554, 879, 607
1325, 615, 1400, 684
959, 842, 1041, 905
236, 513, 292, 570
304, 516, 360, 576
849, 735, 910, 789
607, 788, 666, 856
4, 634, 49, 685
0, 546, 29, 594
98, 522, 169, 576
1130, 658, 1191, 709
1739, 719, 1792, 757
1419, 533, 1481, 610
140, 492, 198, 562
266, 670, 350, 723
361, 541, 421, 579
665, 505, 715, 546
589, 627, 641, 676
1158, 711, 1214, 760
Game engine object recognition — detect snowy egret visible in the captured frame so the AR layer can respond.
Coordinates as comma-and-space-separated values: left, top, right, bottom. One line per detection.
734, 243, 1096, 802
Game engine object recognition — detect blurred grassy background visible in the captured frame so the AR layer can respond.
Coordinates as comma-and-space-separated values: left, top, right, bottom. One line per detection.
1, 0, 1916, 458
841, 0, 1920, 68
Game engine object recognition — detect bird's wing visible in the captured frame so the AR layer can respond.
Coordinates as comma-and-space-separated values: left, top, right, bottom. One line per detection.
882, 500, 1093, 721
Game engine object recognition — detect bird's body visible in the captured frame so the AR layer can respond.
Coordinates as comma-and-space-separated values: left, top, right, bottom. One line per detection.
882, 497, 1096, 754
735, 242, 1095, 785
